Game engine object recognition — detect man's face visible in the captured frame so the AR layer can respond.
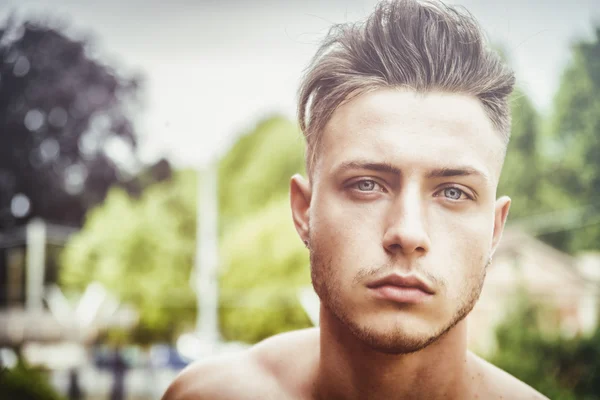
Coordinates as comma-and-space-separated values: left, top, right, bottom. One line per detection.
299, 88, 509, 354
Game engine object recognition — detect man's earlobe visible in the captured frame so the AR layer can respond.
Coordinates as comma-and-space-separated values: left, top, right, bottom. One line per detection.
491, 195, 511, 257
290, 174, 312, 242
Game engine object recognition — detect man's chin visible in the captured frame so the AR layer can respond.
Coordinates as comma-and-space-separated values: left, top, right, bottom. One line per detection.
350, 322, 443, 355
322, 298, 448, 354
337, 308, 467, 355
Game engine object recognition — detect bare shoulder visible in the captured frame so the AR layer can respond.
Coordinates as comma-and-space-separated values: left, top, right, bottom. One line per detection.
161, 328, 319, 400
469, 352, 549, 400
160, 349, 271, 400
249, 327, 319, 388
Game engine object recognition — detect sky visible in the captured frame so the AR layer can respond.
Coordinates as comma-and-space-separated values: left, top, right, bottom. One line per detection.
1, 0, 599, 167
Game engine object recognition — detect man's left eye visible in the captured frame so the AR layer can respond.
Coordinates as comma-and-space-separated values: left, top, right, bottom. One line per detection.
355, 180, 379, 191
441, 187, 468, 200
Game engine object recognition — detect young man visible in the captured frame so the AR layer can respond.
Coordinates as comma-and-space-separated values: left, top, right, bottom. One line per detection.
164, 0, 548, 399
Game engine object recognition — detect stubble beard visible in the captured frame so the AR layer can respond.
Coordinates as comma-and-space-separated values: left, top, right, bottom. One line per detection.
309, 241, 489, 355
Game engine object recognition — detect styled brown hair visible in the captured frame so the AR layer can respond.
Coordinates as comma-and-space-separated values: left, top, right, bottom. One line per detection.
298, 0, 515, 176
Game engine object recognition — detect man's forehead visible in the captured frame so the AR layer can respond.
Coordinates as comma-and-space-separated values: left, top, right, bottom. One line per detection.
317, 89, 505, 183
326, 89, 495, 138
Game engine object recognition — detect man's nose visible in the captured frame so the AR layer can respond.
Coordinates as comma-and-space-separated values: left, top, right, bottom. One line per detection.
382, 187, 430, 256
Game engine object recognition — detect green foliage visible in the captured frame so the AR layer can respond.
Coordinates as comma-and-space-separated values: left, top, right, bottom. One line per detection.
0, 363, 65, 400
500, 88, 577, 216
60, 114, 310, 344
496, 27, 600, 253
489, 293, 600, 399
544, 26, 600, 252
218, 116, 306, 230
60, 171, 198, 344
499, 89, 545, 218
217, 115, 312, 342
219, 196, 311, 343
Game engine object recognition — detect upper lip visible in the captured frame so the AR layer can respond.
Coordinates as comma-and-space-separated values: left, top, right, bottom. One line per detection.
366, 273, 435, 294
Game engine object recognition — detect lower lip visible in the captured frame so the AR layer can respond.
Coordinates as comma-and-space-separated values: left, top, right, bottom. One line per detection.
369, 285, 431, 304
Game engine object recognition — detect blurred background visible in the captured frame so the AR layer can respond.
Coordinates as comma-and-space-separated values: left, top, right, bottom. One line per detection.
0, 0, 599, 399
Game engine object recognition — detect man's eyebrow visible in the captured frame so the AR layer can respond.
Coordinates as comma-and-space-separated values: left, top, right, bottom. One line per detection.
334, 161, 401, 175
334, 161, 489, 182
426, 167, 489, 182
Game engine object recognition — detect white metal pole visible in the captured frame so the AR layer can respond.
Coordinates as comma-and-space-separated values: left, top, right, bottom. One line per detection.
195, 163, 220, 352
26, 218, 46, 313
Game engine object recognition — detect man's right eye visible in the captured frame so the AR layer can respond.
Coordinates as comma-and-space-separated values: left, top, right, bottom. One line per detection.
354, 179, 380, 192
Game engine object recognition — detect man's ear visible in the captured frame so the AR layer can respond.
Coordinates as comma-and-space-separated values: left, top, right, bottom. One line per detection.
290, 174, 312, 242
491, 195, 511, 257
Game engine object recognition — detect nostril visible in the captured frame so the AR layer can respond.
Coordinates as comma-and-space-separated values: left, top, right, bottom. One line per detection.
385, 243, 402, 253
384, 242, 427, 255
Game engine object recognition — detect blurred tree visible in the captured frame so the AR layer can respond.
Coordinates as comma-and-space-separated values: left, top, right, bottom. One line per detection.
498, 88, 577, 249
0, 361, 65, 400
491, 45, 579, 251
219, 196, 311, 343
498, 89, 545, 218
542, 26, 600, 252
217, 116, 311, 342
0, 16, 167, 230
218, 116, 306, 230
60, 171, 197, 344
489, 291, 600, 399
61, 115, 312, 343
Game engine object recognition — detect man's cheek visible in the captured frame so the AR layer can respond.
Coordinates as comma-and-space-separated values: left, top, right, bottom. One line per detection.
444, 214, 492, 248
315, 208, 363, 245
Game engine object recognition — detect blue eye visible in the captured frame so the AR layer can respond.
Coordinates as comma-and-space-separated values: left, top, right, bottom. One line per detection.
356, 180, 377, 191
443, 187, 464, 200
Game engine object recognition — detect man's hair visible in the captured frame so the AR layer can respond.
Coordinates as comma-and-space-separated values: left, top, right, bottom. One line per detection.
298, 0, 515, 177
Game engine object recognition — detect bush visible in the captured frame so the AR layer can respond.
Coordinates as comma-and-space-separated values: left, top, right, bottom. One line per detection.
489, 293, 600, 399
0, 362, 65, 400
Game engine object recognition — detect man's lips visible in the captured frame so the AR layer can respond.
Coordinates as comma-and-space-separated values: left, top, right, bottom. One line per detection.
366, 273, 435, 294
366, 273, 435, 304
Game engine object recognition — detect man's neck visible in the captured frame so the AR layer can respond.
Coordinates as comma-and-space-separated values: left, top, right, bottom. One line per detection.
314, 308, 474, 400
